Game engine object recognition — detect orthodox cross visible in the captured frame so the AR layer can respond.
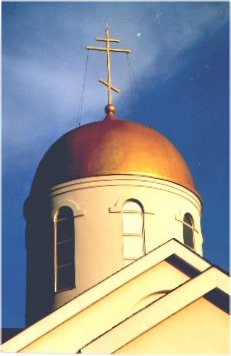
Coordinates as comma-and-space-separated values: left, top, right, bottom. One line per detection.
85, 27, 131, 107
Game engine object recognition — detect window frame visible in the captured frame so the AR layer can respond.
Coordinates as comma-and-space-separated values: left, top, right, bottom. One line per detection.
54, 206, 75, 293
183, 213, 195, 249
122, 200, 145, 265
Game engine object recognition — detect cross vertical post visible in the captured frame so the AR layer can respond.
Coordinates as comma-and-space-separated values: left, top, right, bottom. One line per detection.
106, 27, 112, 105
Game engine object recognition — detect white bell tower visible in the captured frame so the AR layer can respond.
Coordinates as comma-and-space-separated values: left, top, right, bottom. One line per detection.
24, 28, 203, 326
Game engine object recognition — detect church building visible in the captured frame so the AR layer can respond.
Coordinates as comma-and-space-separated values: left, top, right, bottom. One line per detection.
1, 28, 230, 354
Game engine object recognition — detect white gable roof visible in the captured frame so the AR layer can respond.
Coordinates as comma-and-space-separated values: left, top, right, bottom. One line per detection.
80, 266, 229, 354
1, 239, 229, 353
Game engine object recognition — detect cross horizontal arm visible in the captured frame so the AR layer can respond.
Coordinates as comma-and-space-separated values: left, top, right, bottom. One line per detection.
96, 37, 120, 43
86, 45, 131, 53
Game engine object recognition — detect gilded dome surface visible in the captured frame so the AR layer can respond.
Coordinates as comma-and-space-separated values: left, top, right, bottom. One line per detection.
31, 117, 197, 196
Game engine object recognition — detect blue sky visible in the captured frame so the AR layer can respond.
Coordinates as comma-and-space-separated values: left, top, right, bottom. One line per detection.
2, 2, 229, 327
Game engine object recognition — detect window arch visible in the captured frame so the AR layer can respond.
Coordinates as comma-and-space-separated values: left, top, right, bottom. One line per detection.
122, 200, 145, 266
54, 206, 75, 292
183, 213, 194, 249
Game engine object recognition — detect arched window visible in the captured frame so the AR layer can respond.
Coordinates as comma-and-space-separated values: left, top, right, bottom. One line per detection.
122, 200, 145, 266
55, 207, 75, 292
183, 213, 194, 249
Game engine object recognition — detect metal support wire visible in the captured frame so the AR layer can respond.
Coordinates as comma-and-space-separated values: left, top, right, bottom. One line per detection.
77, 51, 89, 127
126, 54, 136, 115
126, 54, 152, 128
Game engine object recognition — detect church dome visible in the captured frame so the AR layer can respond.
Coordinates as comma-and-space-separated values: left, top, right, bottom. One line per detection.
31, 115, 198, 197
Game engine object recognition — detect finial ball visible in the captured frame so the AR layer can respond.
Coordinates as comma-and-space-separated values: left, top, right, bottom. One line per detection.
105, 104, 116, 114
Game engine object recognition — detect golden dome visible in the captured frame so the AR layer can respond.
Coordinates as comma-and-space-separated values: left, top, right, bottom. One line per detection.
31, 114, 198, 197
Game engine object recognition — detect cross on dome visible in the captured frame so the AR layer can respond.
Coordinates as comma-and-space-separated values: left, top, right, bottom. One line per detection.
85, 27, 131, 116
